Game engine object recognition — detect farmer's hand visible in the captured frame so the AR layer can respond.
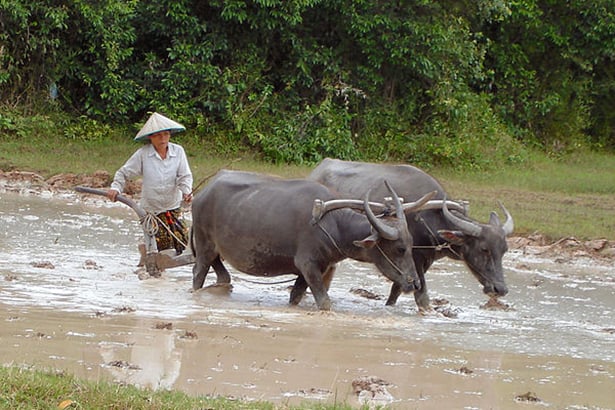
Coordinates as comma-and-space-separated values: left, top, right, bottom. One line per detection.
182, 193, 193, 205
107, 189, 119, 202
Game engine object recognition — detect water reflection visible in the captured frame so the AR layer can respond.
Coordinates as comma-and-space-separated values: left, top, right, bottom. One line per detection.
99, 318, 182, 390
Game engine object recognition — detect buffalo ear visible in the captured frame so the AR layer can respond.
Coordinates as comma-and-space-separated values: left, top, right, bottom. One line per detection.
353, 233, 378, 249
438, 229, 466, 246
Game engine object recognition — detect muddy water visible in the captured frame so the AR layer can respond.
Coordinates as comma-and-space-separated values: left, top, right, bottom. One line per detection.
1, 189, 614, 409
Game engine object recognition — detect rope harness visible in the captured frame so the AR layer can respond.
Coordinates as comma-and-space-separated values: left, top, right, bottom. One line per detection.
375, 243, 409, 277
141, 211, 189, 249
315, 220, 409, 278
413, 213, 462, 258
316, 212, 463, 267
316, 222, 345, 256
141, 212, 159, 236
232, 276, 296, 285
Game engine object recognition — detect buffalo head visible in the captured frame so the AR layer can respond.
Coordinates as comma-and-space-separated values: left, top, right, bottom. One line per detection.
318, 182, 436, 294
438, 199, 513, 297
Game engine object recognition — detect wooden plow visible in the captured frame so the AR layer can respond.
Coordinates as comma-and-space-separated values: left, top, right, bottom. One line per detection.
74, 186, 195, 276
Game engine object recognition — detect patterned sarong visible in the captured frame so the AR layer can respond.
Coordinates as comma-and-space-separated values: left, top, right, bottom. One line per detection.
155, 208, 189, 254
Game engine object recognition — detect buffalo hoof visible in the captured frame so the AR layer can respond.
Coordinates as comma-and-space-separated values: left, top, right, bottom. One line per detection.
203, 283, 233, 295
315, 297, 332, 311
418, 305, 436, 316
289, 289, 306, 306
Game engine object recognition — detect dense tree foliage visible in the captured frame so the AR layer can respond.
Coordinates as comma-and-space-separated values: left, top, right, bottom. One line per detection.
1, 0, 614, 166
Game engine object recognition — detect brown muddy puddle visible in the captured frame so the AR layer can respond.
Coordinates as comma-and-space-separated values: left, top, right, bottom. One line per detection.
1, 189, 614, 409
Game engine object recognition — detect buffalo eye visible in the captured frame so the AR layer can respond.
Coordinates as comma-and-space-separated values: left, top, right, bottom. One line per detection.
397, 247, 407, 256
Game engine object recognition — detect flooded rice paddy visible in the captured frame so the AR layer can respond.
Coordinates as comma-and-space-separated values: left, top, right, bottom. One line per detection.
1, 187, 614, 409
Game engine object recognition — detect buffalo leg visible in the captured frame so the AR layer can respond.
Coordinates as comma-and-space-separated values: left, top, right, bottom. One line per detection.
387, 254, 432, 311
191, 231, 217, 290
412, 273, 431, 312
310, 280, 332, 310
297, 261, 332, 311
413, 256, 434, 312
193, 250, 216, 290
211, 256, 231, 284
322, 265, 336, 291
289, 276, 308, 305
289, 264, 335, 306
192, 261, 210, 290
386, 273, 429, 309
385, 283, 402, 306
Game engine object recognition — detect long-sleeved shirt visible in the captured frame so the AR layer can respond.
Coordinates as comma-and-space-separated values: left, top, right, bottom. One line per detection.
110, 142, 193, 214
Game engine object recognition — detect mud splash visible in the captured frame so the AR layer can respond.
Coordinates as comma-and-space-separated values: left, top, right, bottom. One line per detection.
1, 186, 614, 409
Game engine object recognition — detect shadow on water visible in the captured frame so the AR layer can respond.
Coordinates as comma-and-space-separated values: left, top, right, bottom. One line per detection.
1, 189, 614, 408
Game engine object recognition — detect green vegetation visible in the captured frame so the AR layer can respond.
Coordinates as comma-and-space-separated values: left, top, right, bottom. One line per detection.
433, 151, 615, 241
2, 1, 614, 166
1, 110, 614, 241
0, 366, 358, 409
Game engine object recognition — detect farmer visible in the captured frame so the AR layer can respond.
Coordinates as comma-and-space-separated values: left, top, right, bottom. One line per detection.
107, 112, 193, 255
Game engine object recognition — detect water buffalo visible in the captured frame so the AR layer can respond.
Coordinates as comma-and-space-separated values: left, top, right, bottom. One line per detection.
308, 158, 514, 311
190, 169, 435, 310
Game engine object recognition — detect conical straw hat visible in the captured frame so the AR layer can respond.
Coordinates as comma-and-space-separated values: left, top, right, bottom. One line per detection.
134, 112, 185, 141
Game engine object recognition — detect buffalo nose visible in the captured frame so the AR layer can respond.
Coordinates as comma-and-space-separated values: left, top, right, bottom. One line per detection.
402, 278, 421, 293
400, 280, 417, 294
485, 282, 508, 297
495, 284, 509, 296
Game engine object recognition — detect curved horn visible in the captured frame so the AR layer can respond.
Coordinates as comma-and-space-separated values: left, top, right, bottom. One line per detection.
442, 196, 482, 237
384, 180, 405, 220
311, 198, 387, 224
400, 190, 438, 213
364, 189, 398, 240
497, 200, 514, 236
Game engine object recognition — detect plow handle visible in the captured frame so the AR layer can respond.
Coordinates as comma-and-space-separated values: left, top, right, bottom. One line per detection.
74, 186, 146, 219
